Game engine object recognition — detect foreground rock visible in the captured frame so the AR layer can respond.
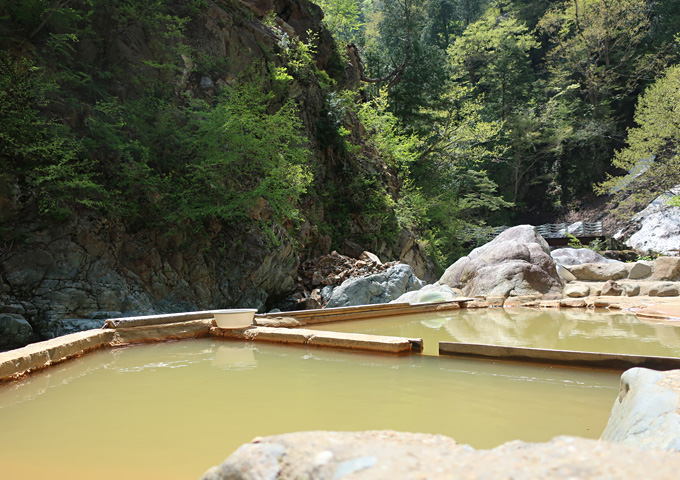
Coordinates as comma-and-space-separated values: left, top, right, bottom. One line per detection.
201, 430, 680, 480
440, 225, 563, 297
601, 368, 680, 451
325, 264, 425, 308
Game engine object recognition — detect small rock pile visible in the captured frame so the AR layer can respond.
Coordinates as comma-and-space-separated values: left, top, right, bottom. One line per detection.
289, 251, 399, 310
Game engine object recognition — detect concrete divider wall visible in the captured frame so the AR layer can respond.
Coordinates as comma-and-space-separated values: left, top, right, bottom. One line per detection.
439, 342, 680, 371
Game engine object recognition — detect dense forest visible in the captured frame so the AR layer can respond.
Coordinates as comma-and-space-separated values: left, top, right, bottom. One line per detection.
1, 0, 680, 274
317, 0, 680, 229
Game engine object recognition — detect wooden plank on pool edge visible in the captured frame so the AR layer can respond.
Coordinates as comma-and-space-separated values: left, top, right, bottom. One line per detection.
438, 342, 680, 371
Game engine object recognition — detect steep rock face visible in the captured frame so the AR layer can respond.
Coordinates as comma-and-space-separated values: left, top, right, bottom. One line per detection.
0, 216, 299, 346
201, 430, 680, 480
439, 225, 563, 297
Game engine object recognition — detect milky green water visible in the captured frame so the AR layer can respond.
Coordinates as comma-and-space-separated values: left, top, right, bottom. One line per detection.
0, 338, 619, 480
308, 307, 680, 356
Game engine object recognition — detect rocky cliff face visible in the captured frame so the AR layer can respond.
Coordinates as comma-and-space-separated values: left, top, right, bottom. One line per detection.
0, 0, 431, 350
0, 214, 300, 347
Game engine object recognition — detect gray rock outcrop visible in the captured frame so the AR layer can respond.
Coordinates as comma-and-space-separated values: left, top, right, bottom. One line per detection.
325, 264, 425, 308
439, 225, 563, 297
0, 313, 35, 350
628, 261, 653, 280
551, 247, 615, 266
201, 430, 680, 480
564, 283, 591, 298
0, 216, 300, 345
601, 280, 623, 296
601, 368, 680, 451
622, 186, 680, 255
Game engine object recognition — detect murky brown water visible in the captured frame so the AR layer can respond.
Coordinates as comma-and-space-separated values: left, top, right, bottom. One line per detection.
0, 338, 618, 479
308, 307, 680, 356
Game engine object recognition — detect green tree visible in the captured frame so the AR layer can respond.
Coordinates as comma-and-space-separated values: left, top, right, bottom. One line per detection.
314, 0, 363, 43
538, 0, 653, 110
422, 0, 489, 49
177, 84, 313, 225
597, 63, 680, 205
413, 86, 512, 266
448, 3, 538, 120
362, 0, 449, 125
0, 51, 104, 219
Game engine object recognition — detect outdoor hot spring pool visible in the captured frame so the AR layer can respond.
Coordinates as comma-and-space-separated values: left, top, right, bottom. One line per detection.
307, 307, 680, 356
0, 333, 620, 480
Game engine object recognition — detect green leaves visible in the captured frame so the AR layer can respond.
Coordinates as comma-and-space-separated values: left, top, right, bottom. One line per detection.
538, 0, 651, 108
0, 51, 103, 219
357, 88, 420, 170
597, 63, 680, 201
448, 5, 538, 119
314, 0, 363, 43
180, 83, 312, 225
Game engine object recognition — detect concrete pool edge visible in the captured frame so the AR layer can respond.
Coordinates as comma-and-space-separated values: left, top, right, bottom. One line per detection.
0, 319, 217, 381
439, 342, 680, 371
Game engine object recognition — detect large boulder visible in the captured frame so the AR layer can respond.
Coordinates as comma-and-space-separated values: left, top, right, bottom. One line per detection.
601, 368, 680, 451
628, 261, 653, 280
551, 247, 616, 266
650, 257, 680, 281
622, 187, 680, 255
568, 262, 629, 281
201, 430, 680, 480
439, 225, 563, 297
325, 264, 425, 308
